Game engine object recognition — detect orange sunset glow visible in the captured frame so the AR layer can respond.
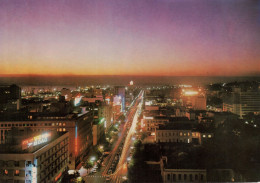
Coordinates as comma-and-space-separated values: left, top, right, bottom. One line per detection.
0, 0, 259, 77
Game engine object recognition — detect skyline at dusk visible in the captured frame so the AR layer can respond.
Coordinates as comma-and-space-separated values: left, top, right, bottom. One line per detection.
0, 0, 260, 76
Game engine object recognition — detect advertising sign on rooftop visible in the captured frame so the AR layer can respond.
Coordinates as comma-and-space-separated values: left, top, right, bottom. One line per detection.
22, 133, 51, 150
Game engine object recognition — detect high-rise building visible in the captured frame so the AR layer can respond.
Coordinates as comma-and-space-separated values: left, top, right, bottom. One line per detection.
0, 128, 69, 183
223, 88, 260, 118
0, 112, 93, 169
0, 84, 21, 111
114, 86, 125, 112
0, 84, 21, 102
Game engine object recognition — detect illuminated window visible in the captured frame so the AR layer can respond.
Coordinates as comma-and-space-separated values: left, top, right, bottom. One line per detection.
59, 123, 62, 126
15, 170, 19, 176
208, 135, 212, 138
4, 169, 8, 175
188, 132, 190, 136
63, 123, 66, 126
203, 135, 206, 138
184, 133, 186, 136
52, 123, 55, 126
63, 128, 66, 132
180, 132, 183, 136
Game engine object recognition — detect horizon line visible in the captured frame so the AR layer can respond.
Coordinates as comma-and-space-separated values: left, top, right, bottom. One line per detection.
0, 74, 260, 77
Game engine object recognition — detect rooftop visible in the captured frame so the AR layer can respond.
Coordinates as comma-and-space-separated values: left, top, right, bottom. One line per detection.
0, 111, 90, 121
0, 129, 68, 154
158, 123, 195, 130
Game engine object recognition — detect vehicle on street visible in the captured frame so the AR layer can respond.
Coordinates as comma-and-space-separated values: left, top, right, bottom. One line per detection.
106, 176, 111, 182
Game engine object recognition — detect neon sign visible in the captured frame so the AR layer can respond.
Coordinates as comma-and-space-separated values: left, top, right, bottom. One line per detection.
74, 95, 82, 106
32, 167, 37, 183
22, 133, 51, 149
55, 172, 62, 182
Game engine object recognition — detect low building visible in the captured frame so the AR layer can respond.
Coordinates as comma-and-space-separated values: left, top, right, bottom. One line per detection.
0, 129, 69, 183
160, 156, 206, 182
155, 123, 201, 144
142, 116, 169, 134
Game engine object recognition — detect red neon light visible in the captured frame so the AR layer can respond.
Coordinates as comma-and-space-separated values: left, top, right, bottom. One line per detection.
75, 137, 78, 155
55, 172, 62, 182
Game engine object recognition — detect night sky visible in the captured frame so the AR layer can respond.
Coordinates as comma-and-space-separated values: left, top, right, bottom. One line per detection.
0, 0, 259, 76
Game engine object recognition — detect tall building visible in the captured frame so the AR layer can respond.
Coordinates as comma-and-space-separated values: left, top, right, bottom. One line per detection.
181, 89, 206, 110
92, 118, 105, 146
223, 88, 260, 118
0, 112, 94, 169
0, 84, 21, 111
98, 104, 112, 128
114, 86, 126, 112
0, 84, 21, 102
0, 128, 69, 183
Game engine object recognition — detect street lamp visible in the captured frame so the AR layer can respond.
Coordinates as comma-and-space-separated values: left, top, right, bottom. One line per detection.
90, 156, 96, 162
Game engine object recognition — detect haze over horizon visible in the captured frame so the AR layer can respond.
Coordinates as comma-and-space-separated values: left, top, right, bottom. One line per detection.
0, 0, 260, 76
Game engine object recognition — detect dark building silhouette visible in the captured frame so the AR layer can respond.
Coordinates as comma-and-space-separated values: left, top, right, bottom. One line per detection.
0, 84, 21, 111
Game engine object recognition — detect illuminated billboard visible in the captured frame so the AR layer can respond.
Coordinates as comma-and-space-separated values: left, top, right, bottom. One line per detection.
22, 133, 51, 150
74, 95, 82, 106
183, 91, 199, 96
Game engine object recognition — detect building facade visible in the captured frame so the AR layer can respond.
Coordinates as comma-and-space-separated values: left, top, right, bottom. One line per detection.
223, 89, 260, 118
0, 131, 69, 183
0, 112, 93, 169
160, 157, 206, 183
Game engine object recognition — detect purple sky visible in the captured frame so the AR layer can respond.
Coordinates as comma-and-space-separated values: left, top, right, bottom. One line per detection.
0, 0, 259, 76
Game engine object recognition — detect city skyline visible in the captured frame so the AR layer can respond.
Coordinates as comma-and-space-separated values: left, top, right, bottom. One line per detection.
0, 0, 259, 76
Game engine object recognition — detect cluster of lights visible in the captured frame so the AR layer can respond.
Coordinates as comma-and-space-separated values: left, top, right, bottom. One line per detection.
183, 91, 199, 96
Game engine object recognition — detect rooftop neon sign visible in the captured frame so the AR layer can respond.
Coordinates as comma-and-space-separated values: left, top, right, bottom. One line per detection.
22, 133, 51, 150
